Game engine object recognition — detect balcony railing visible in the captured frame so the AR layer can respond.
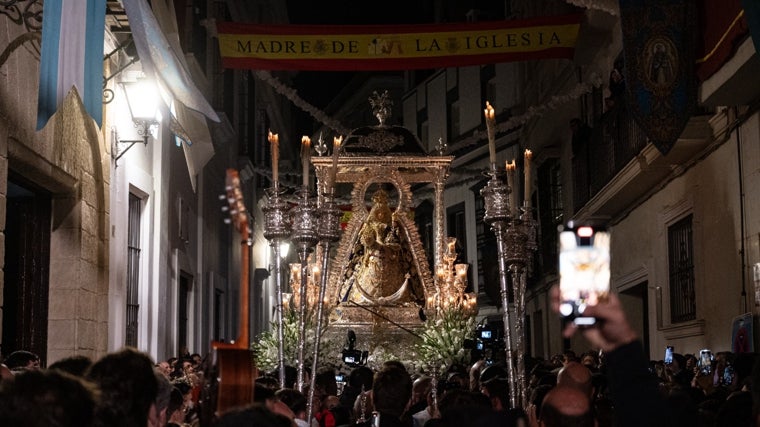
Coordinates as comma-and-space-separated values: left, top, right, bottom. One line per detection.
572, 102, 648, 211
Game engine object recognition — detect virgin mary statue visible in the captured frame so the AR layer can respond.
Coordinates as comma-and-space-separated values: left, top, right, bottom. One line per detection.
340, 188, 423, 305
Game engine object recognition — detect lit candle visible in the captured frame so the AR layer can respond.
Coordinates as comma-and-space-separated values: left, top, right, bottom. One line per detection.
330, 136, 342, 190
447, 239, 456, 255
301, 136, 311, 188
524, 149, 533, 206
484, 101, 496, 165
506, 160, 518, 217
455, 264, 468, 278
268, 130, 279, 186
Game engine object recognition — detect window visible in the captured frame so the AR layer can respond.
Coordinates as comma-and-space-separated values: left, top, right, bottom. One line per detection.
538, 158, 563, 275
668, 214, 696, 323
126, 193, 142, 347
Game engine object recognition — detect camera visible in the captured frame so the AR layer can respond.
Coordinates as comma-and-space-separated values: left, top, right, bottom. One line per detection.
664, 346, 674, 365
335, 373, 346, 383
342, 349, 367, 365
558, 221, 611, 326
341, 330, 368, 367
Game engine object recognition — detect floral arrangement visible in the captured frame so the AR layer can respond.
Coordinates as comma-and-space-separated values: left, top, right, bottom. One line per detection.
252, 308, 340, 373
414, 307, 476, 373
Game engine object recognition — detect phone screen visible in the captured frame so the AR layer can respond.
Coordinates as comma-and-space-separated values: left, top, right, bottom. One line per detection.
558, 223, 611, 326
699, 349, 713, 375
665, 346, 674, 364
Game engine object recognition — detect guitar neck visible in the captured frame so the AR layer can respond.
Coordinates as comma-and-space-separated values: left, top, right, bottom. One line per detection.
215, 222, 251, 351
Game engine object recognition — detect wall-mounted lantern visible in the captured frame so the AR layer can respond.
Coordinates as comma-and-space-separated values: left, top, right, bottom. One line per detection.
112, 79, 160, 166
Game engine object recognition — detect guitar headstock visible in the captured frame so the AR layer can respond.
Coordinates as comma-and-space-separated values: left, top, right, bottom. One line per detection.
225, 169, 249, 235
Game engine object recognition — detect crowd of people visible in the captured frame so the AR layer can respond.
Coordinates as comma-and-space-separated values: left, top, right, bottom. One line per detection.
2, 287, 760, 426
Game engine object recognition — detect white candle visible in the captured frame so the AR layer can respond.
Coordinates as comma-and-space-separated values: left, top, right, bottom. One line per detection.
330, 136, 342, 190
268, 130, 279, 186
484, 101, 496, 165
506, 160, 518, 217
524, 149, 533, 206
301, 136, 311, 188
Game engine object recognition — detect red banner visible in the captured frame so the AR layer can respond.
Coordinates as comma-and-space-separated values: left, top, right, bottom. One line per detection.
216, 15, 583, 71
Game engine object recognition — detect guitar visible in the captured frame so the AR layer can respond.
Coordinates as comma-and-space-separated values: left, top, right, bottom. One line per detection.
206, 169, 257, 418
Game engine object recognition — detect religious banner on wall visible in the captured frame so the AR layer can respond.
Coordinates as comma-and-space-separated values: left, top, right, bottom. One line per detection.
216, 14, 582, 71
619, 0, 699, 155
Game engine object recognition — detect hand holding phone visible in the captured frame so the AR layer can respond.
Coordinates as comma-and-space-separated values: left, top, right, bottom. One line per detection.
558, 222, 611, 326
664, 346, 674, 365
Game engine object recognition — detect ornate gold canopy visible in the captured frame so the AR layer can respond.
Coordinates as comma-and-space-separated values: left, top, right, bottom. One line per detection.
311, 103, 453, 335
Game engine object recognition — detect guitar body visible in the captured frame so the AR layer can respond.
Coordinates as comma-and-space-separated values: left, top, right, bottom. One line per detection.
202, 169, 257, 423
214, 346, 257, 413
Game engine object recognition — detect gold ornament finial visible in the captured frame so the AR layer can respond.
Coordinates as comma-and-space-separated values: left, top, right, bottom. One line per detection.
369, 90, 392, 126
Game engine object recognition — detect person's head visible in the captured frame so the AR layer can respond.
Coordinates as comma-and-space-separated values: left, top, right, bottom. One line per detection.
437, 388, 493, 425
469, 359, 486, 391
86, 347, 158, 427
314, 367, 338, 399
0, 369, 98, 427
411, 376, 433, 406
348, 365, 374, 391
539, 386, 594, 427
669, 353, 686, 373
157, 361, 172, 378
273, 365, 299, 389
0, 364, 12, 383
49, 355, 93, 377
527, 384, 553, 427
276, 388, 308, 420
372, 364, 412, 418
5, 350, 40, 371
580, 353, 598, 370
562, 350, 578, 365
446, 372, 469, 390
153, 370, 173, 426
480, 377, 509, 411
557, 361, 593, 398
213, 403, 293, 427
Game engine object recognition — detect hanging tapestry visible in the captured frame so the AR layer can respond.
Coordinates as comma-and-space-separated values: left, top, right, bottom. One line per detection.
619, 0, 699, 155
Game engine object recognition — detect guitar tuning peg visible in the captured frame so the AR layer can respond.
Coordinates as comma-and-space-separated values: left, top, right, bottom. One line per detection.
223, 218, 231, 224
247, 238, 253, 246
230, 209, 238, 215
218, 194, 226, 200
221, 206, 229, 212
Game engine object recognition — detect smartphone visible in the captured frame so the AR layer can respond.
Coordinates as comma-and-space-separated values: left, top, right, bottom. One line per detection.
664, 346, 674, 365
699, 349, 713, 375
558, 221, 611, 326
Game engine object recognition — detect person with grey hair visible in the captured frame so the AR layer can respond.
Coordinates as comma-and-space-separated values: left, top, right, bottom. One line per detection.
153, 369, 174, 427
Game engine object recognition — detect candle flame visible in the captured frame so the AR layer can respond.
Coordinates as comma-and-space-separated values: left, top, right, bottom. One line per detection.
484, 101, 495, 120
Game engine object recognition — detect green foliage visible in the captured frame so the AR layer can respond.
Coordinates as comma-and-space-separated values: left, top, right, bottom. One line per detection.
252, 309, 339, 373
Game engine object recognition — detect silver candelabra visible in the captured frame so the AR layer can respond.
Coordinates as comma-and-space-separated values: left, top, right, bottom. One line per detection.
480, 163, 537, 409
289, 188, 320, 393
263, 184, 292, 388
306, 190, 343, 422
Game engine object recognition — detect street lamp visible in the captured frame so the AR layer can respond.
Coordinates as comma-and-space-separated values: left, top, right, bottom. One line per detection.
112, 79, 160, 166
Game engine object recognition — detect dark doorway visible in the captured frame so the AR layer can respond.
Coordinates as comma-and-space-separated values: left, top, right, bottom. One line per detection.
620, 282, 650, 356
178, 273, 192, 356
2, 176, 51, 365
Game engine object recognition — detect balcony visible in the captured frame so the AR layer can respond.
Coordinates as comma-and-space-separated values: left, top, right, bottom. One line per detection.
572, 102, 714, 221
